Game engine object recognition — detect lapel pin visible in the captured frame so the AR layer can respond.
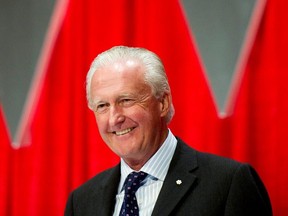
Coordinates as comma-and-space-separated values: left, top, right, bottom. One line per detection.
176, 179, 182, 185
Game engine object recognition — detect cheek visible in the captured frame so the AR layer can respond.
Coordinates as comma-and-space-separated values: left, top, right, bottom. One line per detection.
131, 108, 160, 127
129, 106, 151, 120
95, 115, 107, 133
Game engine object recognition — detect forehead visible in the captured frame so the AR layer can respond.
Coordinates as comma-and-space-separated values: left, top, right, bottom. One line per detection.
90, 60, 150, 99
94, 59, 144, 81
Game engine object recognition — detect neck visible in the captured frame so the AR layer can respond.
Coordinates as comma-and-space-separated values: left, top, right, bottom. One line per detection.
124, 128, 169, 171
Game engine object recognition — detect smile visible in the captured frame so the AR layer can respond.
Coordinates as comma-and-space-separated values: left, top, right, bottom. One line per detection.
114, 127, 135, 136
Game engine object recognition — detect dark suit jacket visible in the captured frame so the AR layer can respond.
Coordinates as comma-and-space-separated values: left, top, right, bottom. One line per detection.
65, 138, 272, 215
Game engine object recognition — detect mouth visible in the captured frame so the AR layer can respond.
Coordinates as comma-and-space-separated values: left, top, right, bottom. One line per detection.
113, 127, 135, 136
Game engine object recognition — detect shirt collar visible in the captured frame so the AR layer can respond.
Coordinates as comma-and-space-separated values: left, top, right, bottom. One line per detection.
118, 129, 177, 191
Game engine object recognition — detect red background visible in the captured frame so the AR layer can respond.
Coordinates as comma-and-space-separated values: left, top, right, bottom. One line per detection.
0, 0, 287, 215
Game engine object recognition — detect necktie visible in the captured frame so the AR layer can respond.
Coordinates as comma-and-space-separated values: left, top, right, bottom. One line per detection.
119, 171, 148, 216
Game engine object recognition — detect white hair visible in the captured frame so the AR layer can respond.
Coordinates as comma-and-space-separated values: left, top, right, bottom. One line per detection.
86, 46, 175, 123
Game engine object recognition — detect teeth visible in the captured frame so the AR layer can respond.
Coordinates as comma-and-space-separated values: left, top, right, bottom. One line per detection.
115, 128, 133, 136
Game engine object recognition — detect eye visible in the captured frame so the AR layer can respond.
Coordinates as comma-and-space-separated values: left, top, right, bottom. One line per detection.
95, 103, 109, 113
119, 98, 135, 107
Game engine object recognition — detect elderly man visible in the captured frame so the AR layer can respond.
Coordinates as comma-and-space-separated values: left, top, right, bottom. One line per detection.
65, 46, 272, 216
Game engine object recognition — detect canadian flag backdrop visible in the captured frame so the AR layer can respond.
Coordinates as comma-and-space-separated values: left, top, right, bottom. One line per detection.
0, 0, 287, 215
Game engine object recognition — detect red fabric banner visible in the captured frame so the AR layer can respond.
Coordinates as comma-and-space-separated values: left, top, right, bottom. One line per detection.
0, 106, 12, 216
227, 0, 288, 214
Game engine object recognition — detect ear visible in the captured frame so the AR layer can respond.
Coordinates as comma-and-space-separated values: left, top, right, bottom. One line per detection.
159, 92, 171, 117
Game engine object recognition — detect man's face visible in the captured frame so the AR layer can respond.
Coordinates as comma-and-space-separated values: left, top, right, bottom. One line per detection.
90, 60, 170, 168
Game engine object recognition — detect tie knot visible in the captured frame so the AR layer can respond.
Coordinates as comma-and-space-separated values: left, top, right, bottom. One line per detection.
124, 171, 148, 193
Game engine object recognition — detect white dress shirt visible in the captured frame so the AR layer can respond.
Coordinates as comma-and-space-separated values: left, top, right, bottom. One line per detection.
113, 130, 177, 216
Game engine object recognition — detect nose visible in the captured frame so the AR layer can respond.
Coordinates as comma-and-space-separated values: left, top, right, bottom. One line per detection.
108, 105, 125, 126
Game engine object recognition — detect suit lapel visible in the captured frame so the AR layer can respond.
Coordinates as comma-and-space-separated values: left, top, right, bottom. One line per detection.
99, 165, 121, 216
152, 139, 199, 216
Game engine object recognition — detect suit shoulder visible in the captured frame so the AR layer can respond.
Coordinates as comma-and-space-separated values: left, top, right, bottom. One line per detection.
177, 138, 245, 173
73, 165, 119, 196
197, 150, 242, 169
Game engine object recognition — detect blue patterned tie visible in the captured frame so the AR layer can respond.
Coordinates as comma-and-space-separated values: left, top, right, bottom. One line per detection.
119, 171, 148, 216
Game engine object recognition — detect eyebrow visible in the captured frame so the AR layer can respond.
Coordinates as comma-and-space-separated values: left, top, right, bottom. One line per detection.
117, 93, 136, 99
91, 92, 141, 106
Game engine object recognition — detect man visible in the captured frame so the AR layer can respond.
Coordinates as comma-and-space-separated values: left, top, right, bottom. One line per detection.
65, 46, 272, 215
